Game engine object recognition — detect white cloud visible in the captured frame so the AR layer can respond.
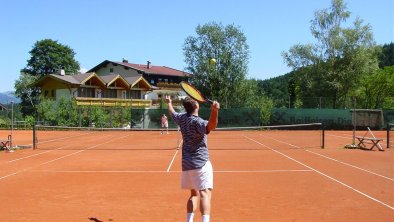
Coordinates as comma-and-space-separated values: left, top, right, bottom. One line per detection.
79, 68, 88, 73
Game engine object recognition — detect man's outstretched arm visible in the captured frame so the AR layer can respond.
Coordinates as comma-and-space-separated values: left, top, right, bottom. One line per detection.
207, 101, 220, 134
165, 95, 176, 115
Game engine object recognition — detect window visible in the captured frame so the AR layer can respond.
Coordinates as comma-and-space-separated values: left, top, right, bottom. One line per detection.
78, 88, 95, 98
110, 68, 114, 73
102, 89, 117, 98
125, 90, 141, 99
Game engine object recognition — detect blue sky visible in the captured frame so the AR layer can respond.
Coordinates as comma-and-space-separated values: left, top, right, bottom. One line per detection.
0, 0, 393, 92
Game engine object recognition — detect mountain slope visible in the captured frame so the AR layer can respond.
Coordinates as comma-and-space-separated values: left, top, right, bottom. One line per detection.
0, 92, 20, 104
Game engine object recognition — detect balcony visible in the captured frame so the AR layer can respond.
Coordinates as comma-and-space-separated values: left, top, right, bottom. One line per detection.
75, 97, 152, 108
151, 99, 183, 108
156, 82, 181, 89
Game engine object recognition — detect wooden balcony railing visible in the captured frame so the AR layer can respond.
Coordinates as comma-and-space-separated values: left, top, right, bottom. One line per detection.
151, 99, 182, 107
75, 97, 152, 108
156, 82, 181, 89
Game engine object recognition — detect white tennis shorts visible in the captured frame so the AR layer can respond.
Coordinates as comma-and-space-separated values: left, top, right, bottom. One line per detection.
181, 161, 213, 190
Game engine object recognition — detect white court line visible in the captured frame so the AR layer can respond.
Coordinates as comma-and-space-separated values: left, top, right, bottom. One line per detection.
260, 134, 393, 181
34, 170, 170, 173
2, 144, 72, 164
0, 133, 131, 181
305, 149, 394, 181
214, 169, 312, 173
167, 148, 180, 172
2, 132, 116, 164
31, 169, 313, 173
244, 135, 394, 211
167, 138, 183, 172
326, 133, 352, 139
0, 171, 24, 180
35, 131, 96, 144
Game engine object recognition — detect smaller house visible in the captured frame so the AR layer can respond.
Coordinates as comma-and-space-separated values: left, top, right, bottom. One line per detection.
35, 72, 153, 108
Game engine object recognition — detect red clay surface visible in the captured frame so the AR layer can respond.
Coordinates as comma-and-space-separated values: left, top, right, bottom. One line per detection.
0, 129, 393, 222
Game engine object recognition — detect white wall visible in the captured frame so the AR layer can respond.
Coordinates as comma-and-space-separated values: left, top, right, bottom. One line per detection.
56, 89, 71, 99
145, 90, 187, 100
95, 63, 141, 77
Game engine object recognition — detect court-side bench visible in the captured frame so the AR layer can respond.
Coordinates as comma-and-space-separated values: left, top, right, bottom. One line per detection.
0, 135, 12, 152
355, 136, 384, 151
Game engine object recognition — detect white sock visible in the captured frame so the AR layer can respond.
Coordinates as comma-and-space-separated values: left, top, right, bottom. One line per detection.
187, 213, 194, 222
202, 215, 210, 222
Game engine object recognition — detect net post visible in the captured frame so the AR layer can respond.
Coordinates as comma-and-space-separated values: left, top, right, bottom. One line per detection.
33, 125, 36, 150
388, 123, 390, 149
321, 123, 325, 149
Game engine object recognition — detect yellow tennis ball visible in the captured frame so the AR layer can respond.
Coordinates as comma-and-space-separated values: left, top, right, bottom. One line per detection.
209, 58, 216, 65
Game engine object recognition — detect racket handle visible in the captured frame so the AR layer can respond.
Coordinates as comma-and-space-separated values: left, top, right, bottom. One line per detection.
207, 99, 213, 103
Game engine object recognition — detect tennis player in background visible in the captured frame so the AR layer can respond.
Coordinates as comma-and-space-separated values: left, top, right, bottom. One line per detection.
166, 95, 220, 222
161, 113, 169, 134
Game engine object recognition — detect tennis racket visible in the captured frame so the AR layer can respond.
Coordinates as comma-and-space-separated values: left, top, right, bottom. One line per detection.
180, 81, 213, 103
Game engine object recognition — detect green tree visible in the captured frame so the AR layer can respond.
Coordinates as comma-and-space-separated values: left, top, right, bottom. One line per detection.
259, 95, 274, 125
258, 73, 292, 108
183, 22, 251, 108
282, 0, 379, 108
37, 99, 57, 125
14, 72, 40, 115
358, 66, 394, 109
22, 39, 80, 76
111, 105, 132, 128
37, 97, 79, 126
240, 79, 264, 108
378, 42, 394, 68
16, 39, 80, 116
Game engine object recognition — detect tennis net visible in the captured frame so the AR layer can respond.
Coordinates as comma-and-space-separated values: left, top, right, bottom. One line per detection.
212, 123, 324, 150
33, 123, 324, 150
33, 125, 181, 150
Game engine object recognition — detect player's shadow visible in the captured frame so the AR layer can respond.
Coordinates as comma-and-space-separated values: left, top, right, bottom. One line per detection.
88, 217, 113, 222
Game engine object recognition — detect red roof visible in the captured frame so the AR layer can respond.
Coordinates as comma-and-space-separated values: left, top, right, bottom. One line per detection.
121, 62, 191, 77
87, 60, 192, 77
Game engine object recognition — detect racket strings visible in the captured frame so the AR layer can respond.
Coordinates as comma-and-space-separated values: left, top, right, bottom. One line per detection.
180, 82, 206, 103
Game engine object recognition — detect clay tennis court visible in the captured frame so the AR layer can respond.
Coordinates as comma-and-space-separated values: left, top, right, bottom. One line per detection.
0, 128, 393, 222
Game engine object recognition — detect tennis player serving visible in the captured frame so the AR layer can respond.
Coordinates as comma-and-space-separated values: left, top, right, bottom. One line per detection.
166, 95, 219, 222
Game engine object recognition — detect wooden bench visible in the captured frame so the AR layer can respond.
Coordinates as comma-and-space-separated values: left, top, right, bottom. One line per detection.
356, 136, 384, 151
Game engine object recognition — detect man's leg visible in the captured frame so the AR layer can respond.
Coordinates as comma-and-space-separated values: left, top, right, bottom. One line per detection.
199, 188, 212, 222
187, 189, 199, 222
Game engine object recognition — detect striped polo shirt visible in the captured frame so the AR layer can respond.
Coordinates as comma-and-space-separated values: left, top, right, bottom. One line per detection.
171, 112, 209, 171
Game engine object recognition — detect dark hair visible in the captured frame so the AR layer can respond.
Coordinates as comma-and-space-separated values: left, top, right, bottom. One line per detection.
183, 97, 197, 114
